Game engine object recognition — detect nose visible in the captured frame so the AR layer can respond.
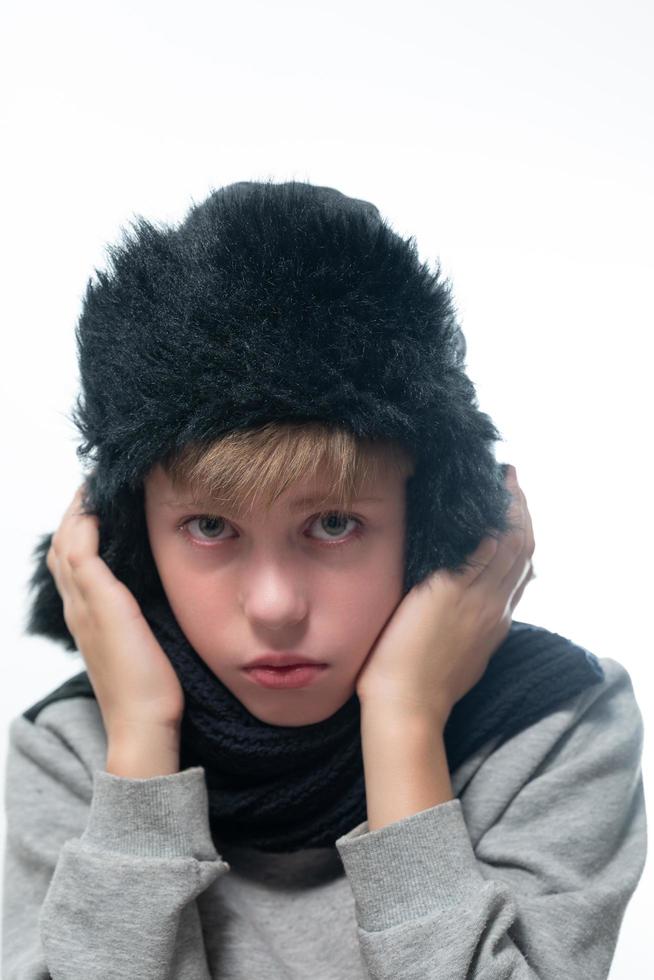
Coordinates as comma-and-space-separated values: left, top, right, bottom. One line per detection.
239, 564, 309, 631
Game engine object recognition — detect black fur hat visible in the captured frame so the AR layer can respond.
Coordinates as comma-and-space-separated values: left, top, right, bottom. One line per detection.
25, 179, 513, 651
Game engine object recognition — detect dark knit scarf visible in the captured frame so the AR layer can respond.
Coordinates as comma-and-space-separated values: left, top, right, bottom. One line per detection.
28, 599, 604, 854
128, 596, 605, 854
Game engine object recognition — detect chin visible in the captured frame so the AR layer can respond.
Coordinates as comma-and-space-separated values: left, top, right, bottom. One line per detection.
238, 690, 355, 728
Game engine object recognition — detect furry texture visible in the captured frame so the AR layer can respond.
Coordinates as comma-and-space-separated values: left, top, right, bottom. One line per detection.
25, 179, 513, 651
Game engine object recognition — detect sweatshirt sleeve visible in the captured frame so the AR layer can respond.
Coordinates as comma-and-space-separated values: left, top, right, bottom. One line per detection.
335, 659, 648, 980
1, 712, 230, 980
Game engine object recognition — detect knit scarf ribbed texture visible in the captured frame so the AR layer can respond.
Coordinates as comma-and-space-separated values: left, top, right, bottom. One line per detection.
139, 596, 605, 854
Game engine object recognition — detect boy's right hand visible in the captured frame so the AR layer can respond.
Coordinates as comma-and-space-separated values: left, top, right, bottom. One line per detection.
46, 482, 186, 745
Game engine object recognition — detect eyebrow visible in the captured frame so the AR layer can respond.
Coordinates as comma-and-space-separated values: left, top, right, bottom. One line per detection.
163, 494, 384, 512
288, 494, 383, 512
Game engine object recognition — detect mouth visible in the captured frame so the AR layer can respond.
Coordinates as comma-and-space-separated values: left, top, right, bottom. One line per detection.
243, 664, 329, 689
244, 654, 326, 669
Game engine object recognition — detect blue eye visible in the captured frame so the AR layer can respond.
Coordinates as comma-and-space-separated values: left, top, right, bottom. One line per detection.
185, 516, 227, 540
311, 512, 361, 541
178, 511, 364, 547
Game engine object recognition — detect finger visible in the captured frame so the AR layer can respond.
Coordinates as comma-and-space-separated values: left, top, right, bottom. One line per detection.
46, 545, 63, 595
508, 475, 534, 559
52, 484, 92, 544
473, 469, 525, 589
62, 488, 100, 570
522, 483, 535, 558
460, 534, 500, 577
47, 486, 86, 591
68, 482, 94, 522
55, 485, 97, 568
498, 484, 535, 598
509, 559, 536, 613
55, 485, 104, 599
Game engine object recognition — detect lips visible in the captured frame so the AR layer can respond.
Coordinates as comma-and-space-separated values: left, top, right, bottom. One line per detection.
244, 653, 324, 669
244, 664, 328, 689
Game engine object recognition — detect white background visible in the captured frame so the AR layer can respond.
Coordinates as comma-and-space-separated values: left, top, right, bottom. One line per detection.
1, 1, 651, 975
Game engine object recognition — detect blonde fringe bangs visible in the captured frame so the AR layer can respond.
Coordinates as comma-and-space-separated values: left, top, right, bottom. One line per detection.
160, 421, 416, 517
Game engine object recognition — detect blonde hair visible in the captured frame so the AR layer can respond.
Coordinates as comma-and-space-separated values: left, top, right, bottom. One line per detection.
159, 420, 416, 517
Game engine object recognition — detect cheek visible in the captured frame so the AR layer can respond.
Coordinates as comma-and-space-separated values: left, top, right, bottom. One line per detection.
323, 571, 403, 659
145, 529, 226, 626
161, 579, 235, 675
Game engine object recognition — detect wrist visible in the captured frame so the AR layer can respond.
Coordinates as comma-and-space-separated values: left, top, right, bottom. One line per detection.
359, 702, 455, 830
359, 698, 450, 737
106, 722, 181, 778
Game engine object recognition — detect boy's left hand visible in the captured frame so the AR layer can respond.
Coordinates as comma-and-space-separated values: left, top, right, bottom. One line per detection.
354, 465, 535, 728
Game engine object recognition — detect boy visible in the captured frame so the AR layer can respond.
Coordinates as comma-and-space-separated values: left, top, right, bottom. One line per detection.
2, 180, 646, 979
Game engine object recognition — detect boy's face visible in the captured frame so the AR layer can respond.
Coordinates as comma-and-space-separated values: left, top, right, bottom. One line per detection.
143, 459, 408, 727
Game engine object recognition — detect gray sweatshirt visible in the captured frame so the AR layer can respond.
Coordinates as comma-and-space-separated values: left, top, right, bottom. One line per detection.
1, 655, 647, 980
